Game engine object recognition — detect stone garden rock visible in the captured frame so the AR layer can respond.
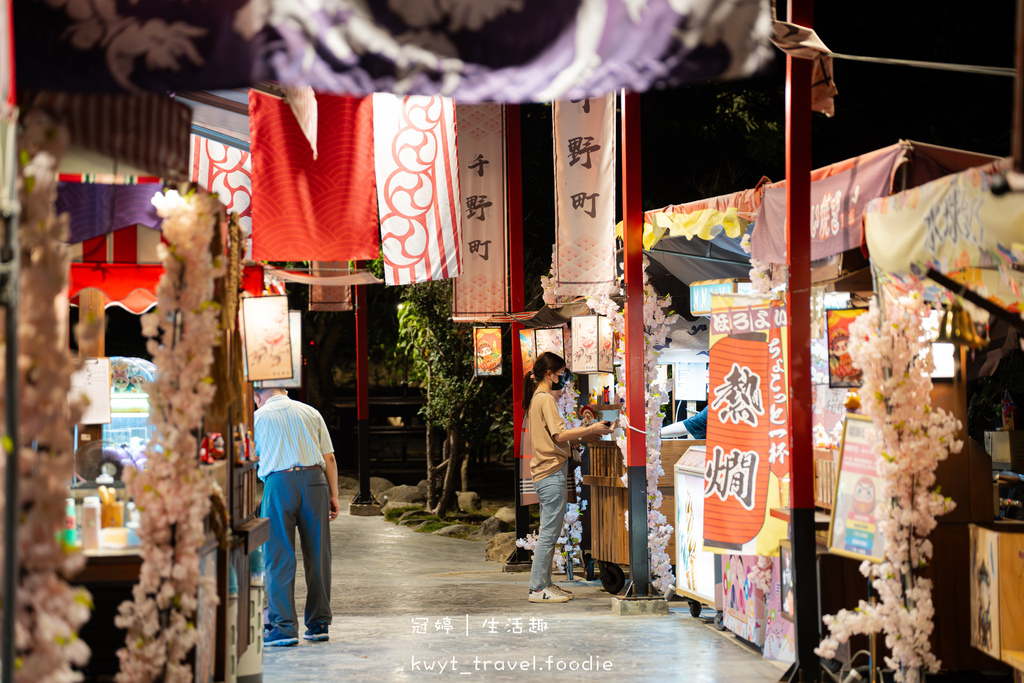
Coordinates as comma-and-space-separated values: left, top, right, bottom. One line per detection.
467, 516, 509, 541
381, 500, 421, 516
485, 532, 518, 562
337, 475, 359, 491
398, 509, 433, 523
433, 524, 473, 537
369, 477, 395, 493
493, 506, 517, 525
457, 491, 481, 513
381, 484, 426, 505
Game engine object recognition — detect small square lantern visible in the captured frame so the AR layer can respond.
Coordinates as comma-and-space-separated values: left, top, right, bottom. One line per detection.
569, 314, 614, 374
473, 327, 503, 377
519, 327, 566, 375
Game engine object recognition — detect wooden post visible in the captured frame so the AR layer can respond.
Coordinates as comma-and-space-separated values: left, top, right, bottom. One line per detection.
77, 288, 106, 446
506, 104, 533, 563
785, 0, 821, 679
621, 91, 651, 595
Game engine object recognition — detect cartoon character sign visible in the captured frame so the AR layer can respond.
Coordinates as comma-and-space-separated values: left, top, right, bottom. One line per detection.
826, 308, 866, 388
828, 415, 885, 562
473, 327, 503, 376
852, 477, 876, 516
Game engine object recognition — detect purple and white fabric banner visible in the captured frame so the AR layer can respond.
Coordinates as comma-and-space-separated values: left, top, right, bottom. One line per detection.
452, 103, 508, 322
553, 95, 617, 297
15, 1, 772, 103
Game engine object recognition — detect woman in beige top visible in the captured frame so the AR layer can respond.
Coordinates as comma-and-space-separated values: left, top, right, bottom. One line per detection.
524, 352, 613, 603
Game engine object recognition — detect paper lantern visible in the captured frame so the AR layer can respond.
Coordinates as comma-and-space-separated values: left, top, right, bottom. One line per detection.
569, 314, 613, 374
474, 327, 503, 377
518, 327, 566, 375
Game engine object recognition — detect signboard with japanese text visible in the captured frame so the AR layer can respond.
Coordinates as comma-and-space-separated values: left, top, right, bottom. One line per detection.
552, 95, 617, 297
827, 308, 866, 388
703, 294, 790, 555
453, 103, 509, 321
827, 414, 885, 562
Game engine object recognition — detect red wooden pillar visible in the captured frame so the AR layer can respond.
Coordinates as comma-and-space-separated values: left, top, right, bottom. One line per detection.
353, 279, 372, 504
621, 91, 651, 595
506, 105, 532, 562
785, 0, 821, 678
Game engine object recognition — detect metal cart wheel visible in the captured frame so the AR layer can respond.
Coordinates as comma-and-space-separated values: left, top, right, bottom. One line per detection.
688, 599, 702, 618
598, 560, 626, 595
713, 611, 726, 631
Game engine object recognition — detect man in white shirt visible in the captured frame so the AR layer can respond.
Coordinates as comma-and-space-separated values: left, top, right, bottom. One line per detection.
254, 386, 340, 646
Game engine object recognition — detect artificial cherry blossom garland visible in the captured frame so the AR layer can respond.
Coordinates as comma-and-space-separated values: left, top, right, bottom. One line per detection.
0, 109, 96, 682
816, 288, 960, 683
115, 188, 225, 683
588, 255, 678, 593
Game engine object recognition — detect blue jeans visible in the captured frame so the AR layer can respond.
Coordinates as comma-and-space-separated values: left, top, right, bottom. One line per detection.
529, 463, 568, 592
261, 468, 332, 637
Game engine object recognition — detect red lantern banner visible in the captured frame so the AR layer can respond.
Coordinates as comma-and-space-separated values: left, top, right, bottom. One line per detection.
703, 294, 789, 555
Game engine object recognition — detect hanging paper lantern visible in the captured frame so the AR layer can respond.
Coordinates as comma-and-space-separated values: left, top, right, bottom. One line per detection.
519, 326, 566, 376
474, 327, 503, 377
569, 314, 613, 374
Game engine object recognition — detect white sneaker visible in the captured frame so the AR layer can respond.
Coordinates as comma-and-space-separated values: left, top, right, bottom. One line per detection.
548, 584, 575, 600
529, 587, 570, 603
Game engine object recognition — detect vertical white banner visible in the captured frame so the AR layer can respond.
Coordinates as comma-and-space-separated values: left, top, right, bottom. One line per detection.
553, 95, 617, 297
374, 94, 462, 286
452, 103, 508, 321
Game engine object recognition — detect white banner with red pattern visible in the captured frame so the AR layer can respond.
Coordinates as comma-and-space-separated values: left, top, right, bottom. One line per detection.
374, 94, 462, 286
553, 95, 617, 297
190, 134, 252, 258
452, 103, 508, 321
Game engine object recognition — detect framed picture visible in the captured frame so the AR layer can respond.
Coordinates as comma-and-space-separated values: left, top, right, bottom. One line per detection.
779, 539, 794, 622
473, 327, 503, 376
826, 308, 866, 388
257, 310, 302, 389
569, 315, 612, 374
827, 414, 885, 562
241, 295, 293, 382
519, 329, 537, 376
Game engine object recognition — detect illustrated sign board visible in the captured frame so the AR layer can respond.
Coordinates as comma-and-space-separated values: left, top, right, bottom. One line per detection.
257, 310, 302, 389
827, 414, 885, 562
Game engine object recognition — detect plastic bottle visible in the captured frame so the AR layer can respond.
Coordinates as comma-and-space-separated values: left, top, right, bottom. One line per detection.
82, 496, 101, 551
125, 502, 141, 547
1003, 391, 1017, 431
64, 498, 77, 547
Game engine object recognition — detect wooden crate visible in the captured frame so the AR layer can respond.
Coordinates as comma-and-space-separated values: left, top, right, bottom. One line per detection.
232, 461, 259, 525
814, 450, 836, 510
582, 443, 629, 565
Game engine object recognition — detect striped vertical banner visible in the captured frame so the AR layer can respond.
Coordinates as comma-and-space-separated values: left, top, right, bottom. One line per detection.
452, 103, 508, 321
702, 295, 787, 556
27, 91, 191, 180
552, 95, 616, 297
374, 94, 462, 286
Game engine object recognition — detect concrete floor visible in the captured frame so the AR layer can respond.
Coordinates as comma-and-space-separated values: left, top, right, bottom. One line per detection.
262, 502, 787, 682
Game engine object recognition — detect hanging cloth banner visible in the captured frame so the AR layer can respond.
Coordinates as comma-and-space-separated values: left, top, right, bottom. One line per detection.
865, 163, 1024, 278
190, 134, 253, 243
703, 294, 789, 556
250, 90, 379, 262
284, 85, 318, 159
553, 95, 617, 297
453, 103, 508, 321
374, 94, 462, 286
309, 261, 353, 312
56, 182, 161, 244
751, 144, 904, 265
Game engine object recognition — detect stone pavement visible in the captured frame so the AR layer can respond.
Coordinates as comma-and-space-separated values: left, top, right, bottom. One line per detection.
262, 507, 787, 682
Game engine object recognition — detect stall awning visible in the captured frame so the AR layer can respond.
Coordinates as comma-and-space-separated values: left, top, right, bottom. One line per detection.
864, 160, 1024, 310
750, 141, 1001, 265
69, 263, 162, 314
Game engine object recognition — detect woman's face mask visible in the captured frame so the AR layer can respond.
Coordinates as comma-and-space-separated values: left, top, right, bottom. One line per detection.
550, 370, 570, 391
